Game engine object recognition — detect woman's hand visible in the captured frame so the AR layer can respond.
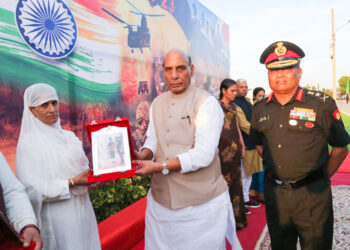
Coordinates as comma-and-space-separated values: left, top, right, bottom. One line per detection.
241, 146, 246, 158
70, 169, 91, 187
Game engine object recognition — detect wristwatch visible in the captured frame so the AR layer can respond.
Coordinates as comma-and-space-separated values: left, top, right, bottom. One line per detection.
161, 161, 169, 175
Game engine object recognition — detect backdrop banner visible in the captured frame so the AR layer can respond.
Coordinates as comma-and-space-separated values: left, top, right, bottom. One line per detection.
0, 0, 230, 170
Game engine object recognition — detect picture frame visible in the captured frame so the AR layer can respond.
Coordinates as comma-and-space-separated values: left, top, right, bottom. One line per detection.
91, 125, 132, 176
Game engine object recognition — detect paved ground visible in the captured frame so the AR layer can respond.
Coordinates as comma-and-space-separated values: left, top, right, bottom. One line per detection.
337, 100, 350, 116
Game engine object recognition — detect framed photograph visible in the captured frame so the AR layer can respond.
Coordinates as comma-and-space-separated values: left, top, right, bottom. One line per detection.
91, 125, 132, 176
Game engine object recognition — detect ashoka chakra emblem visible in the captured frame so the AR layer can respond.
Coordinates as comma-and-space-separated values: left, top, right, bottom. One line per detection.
15, 0, 77, 59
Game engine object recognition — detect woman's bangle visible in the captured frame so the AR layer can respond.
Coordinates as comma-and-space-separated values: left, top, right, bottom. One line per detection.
69, 178, 75, 187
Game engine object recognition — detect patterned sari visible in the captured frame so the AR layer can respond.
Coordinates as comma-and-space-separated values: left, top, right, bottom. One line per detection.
218, 101, 247, 227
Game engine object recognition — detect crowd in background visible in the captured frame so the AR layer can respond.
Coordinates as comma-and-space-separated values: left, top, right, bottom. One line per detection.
218, 78, 266, 230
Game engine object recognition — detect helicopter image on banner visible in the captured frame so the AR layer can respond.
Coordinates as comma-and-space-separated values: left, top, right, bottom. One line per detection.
102, 0, 164, 53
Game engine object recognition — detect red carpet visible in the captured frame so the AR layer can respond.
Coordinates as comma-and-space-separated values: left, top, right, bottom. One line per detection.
236, 201, 266, 250
331, 172, 350, 186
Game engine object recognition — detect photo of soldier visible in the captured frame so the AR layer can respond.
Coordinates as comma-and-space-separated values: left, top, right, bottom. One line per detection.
115, 134, 125, 166
107, 137, 116, 161
152, 53, 168, 95
131, 101, 150, 150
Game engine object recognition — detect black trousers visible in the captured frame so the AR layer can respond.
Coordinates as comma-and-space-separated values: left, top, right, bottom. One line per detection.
264, 177, 333, 250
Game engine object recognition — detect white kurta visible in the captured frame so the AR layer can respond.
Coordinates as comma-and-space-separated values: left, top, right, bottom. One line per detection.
16, 132, 101, 250
143, 95, 242, 249
0, 152, 37, 233
16, 83, 101, 250
16, 133, 101, 250
40, 192, 100, 250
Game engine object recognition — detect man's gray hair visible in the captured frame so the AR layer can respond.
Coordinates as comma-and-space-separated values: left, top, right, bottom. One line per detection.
163, 49, 192, 67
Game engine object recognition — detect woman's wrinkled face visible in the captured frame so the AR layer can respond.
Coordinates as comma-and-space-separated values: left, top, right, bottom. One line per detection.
223, 84, 238, 102
254, 90, 265, 101
30, 100, 59, 125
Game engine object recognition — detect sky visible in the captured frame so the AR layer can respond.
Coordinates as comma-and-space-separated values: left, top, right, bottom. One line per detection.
198, 0, 350, 95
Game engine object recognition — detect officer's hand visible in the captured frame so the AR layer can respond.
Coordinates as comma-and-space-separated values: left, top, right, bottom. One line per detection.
134, 160, 161, 176
22, 226, 43, 250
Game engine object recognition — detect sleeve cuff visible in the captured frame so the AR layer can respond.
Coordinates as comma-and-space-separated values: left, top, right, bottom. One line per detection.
177, 153, 192, 174
43, 180, 71, 201
15, 219, 37, 234
141, 144, 156, 155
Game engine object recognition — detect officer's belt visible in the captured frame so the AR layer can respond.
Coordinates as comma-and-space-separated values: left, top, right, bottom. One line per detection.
267, 168, 324, 189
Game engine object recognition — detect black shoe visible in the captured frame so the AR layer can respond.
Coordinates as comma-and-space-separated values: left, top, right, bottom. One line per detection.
244, 200, 261, 208
244, 206, 251, 215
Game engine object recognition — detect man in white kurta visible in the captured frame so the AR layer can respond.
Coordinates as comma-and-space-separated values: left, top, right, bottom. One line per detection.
0, 152, 42, 249
134, 49, 242, 250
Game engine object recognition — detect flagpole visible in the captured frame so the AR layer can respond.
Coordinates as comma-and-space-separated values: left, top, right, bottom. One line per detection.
331, 9, 350, 100
331, 9, 336, 99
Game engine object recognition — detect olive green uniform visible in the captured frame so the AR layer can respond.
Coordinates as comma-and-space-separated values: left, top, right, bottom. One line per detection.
249, 88, 350, 250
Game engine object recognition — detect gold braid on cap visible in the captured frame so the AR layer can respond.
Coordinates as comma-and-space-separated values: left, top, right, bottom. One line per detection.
266, 59, 300, 69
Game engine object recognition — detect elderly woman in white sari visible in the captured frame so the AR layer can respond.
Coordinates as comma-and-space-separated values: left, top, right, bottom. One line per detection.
16, 83, 101, 250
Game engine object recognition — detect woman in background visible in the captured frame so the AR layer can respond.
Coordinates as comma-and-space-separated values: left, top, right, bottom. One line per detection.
16, 83, 101, 250
250, 87, 266, 202
252, 87, 265, 103
218, 78, 247, 229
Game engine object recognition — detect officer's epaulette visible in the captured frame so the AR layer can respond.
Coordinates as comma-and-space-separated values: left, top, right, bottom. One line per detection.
304, 89, 332, 103
253, 96, 268, 106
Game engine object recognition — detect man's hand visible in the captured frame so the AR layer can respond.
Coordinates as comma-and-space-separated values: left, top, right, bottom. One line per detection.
326, 146, 349, 177
256, 145, 263, 157
133, 150, 144, 160
22, 226, 42, 250
134, 148, 153, 161
134, 160, 162, 176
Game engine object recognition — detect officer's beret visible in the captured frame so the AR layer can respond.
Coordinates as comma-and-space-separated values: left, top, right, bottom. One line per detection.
260, 41, 305, 70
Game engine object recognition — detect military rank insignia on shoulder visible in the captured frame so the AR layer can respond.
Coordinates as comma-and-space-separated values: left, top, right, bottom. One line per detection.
305, 89, 331, 103
332, 109, 341, 120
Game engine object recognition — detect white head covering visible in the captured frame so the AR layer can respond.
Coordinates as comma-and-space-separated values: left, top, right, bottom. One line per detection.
16, 83, 89, 226
19, 83, 60, 134
26, 83, 58, 107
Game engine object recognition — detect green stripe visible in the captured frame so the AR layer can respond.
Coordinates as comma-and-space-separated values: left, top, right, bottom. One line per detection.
0, 49, 121, 103
0, 8, 16, 26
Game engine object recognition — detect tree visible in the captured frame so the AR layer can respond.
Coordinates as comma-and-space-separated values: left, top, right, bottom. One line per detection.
322, 88, 332, 96
338, 76, 350, 94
